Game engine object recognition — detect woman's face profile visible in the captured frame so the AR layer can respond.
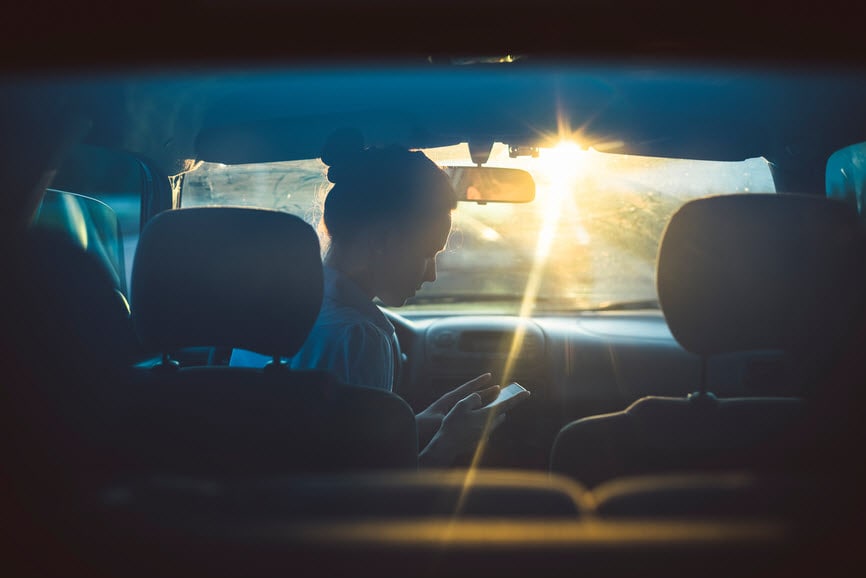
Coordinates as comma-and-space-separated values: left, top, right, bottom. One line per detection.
373, 213, 451, 307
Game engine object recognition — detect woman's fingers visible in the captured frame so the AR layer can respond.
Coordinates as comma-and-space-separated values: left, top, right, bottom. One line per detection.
431, 373, 495, 412
454, 391, 484, 412
450, 373, 493, 398
475, 385, 501, 406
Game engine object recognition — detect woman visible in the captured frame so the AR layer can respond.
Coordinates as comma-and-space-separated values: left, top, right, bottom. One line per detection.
234, 129, 528, 466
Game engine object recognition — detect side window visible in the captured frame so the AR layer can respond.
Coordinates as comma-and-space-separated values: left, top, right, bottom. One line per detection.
826, 141, 866, 222
51, 144, 149, 291
34, 190, 127, 294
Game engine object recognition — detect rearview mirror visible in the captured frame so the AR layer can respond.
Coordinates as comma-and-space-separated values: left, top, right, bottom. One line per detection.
443, 166, 535, 204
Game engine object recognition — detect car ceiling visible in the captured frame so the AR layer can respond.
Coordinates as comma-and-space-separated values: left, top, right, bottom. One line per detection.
9, 63, 862, 177
193, 66, 866, 163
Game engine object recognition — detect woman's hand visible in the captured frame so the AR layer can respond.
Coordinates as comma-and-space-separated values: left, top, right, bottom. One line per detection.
418, 380, 530, 468
415, 373, 497, 444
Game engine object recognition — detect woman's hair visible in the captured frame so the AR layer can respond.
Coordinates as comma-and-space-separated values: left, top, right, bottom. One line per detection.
320, 128, 457, 243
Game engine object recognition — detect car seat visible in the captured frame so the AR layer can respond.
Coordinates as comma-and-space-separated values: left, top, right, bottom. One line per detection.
97, 469, 593, 521
120, 207, 418, 476
1, 224, 141, 535
550, 193, 864, 488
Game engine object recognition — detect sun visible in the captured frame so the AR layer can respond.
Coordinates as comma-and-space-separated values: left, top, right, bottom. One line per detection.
532, 140, 585, 256
540, 140, 586, 185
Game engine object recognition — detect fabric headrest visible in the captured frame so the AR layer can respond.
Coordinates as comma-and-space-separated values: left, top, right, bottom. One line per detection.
657, 194, 863, 356
132, 207, 323, 357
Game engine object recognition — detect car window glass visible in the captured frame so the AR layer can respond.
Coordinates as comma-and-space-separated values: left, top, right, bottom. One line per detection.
33, 189, 127, 293
180, 143, 775, 312
52, 144, 146, 290
826, 141, 866, 222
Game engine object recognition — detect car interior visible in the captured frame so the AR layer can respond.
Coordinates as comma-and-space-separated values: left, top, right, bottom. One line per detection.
3, 3, 866, 577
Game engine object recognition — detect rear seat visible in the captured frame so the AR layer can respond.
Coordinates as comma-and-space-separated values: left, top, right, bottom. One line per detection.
589, 471, 826, 521
98, 469, 592, 521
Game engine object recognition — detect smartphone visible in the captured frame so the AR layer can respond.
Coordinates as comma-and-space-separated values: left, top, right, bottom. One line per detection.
483, 382, 529, 409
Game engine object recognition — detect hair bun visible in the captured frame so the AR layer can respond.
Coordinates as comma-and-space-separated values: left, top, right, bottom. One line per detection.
321, 128, 365, 183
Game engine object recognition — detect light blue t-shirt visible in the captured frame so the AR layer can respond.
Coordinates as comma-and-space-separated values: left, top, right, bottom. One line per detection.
230, 265, 400, 392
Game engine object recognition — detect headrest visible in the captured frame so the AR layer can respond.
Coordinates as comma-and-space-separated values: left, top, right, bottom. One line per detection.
657, 194, 863, 356
131, 207, 323, 357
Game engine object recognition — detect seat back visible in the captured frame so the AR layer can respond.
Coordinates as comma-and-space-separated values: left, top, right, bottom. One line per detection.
591, 471, 828, 521
10, 228, 138, 373
99, 469, 591, 521
551, 396, 808, 487
124, 207, 418, 476
551, 194, 864, 487
2, 227, 139, 494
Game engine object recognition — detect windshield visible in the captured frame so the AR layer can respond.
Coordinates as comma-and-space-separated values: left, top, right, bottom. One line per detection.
180, 142, 775, 313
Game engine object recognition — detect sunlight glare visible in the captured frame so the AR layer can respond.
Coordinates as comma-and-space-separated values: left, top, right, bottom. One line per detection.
456, 139, 587, 507
534, 141, 584, 259
576, 224, 591, 245
60, 192, 89, 249
541, 141, 584, 183
480, 227, 501, 241
506, 139, 585, 382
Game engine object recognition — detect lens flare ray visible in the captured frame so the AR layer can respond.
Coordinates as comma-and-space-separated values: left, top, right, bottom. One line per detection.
453, 127, 587, 518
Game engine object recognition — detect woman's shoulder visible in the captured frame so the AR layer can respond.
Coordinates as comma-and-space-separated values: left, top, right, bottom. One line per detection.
311, 308, 391, 351
294, 306, 395, 391
317, 302, 382, 331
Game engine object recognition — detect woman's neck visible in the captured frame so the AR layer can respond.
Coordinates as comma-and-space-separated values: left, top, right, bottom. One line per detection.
323, 243, 377, 300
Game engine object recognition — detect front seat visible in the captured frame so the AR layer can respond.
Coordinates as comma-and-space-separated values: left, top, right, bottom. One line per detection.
117, 207, 418, 476
3, 227, 139, 485
550, 193, 864, 488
